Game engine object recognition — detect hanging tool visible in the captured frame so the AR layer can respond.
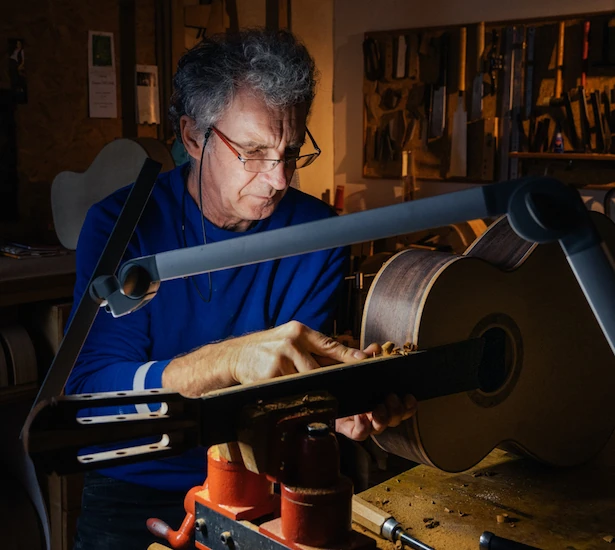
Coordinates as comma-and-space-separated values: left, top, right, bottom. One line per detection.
591, 90, 606, 152
364, 37, 384, 81
470, 21, 485, 121
579, 20, 592, 151
554, 21, 565, 101
394, 35, 408, 79
498, 26, 514, 181
563, 91, 581, 151
509, 26, 525, 179
352, 495, 435, 550
449, 26, 468, 177
487, 29, 503, 96
429, 32, 449, 139
524, 26, 535, 119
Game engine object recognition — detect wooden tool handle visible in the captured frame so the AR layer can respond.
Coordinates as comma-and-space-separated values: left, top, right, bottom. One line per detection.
476, 22, 485, 73
555, 21, 565, 99
352, 495, 391, 535
459, 26, 467, 92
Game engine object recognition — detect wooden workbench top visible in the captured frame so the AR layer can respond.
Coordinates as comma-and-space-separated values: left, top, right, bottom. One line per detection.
0, 253, 76, 306
356, 436, 615, 550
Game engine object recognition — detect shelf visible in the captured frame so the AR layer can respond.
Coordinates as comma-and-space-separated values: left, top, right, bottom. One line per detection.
0, 382, 37, 405
509, 152, 615, 161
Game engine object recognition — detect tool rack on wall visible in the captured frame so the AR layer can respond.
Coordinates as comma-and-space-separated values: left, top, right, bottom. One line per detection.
362, 11, 615, 183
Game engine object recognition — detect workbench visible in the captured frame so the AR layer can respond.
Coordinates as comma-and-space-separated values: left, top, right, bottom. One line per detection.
356, 435, 615, 549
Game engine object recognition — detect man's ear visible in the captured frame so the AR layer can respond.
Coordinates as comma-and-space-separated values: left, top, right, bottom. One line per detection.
179, 116, 204, 162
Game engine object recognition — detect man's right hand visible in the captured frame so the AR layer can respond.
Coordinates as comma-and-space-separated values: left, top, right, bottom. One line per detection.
162, 321, 368, 397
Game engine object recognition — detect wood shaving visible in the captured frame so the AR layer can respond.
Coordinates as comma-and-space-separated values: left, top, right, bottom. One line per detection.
380, 341, 418, 356
604, 535, 614, 544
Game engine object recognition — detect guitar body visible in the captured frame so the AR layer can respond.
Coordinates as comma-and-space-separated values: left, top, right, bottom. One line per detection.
362, 214, 615, 472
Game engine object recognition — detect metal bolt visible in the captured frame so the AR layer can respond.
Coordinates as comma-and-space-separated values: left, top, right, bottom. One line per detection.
220, 531, 232, 546
195, 519, 206, 533
306, 422, 329, 436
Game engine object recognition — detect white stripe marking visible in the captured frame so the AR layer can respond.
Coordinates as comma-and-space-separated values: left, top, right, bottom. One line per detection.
134, 361, 155, 414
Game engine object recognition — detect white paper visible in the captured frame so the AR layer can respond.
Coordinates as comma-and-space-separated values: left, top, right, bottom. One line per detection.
88, 31, 118, 119
136, 64, 160, 124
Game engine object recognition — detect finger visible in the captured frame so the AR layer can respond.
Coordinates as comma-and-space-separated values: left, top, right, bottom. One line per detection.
370, 404, 390, 434
285, 345, 321, 373
362, 342, 382, 356
299, 325, 367, 363
336, 414, 372, 441
384, 393, 406, 427
402, 394, 418, 420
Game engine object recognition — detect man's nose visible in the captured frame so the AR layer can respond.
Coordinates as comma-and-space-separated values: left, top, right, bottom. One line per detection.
264, 161, 291, 191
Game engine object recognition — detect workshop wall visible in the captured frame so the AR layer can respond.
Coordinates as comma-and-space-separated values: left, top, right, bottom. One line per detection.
333, 0, 615, 211
0, 0, 157, 240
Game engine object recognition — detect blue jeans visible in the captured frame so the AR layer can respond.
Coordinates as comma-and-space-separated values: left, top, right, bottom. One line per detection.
73, 472, 191, 550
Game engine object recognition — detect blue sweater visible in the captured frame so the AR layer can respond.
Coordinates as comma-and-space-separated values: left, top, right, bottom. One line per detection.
66, 164, 348, 491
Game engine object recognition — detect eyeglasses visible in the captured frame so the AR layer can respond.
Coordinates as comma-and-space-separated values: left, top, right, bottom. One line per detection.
210, 126, 321, 173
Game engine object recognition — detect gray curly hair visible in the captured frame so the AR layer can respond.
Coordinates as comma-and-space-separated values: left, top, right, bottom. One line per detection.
169, 28, 318, 143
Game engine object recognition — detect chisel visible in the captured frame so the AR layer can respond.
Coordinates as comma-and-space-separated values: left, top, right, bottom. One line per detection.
470, 21, 485, 121
429, 33, 448, 139
449, 26, 468, 177
352, 495, 435, 550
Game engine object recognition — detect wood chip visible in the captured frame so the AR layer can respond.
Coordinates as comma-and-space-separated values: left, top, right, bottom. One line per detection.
382, 499, 390, 505
496, 515, 507, 524
382, 341, 395, 355
384, 486, 390, 492
604, 535, 614, 543
422, 517, 434, 523
458, 511, 468, 517
444, 508, 453, 513
425, 520, 440, 529
431, 500, 436, 505
396, 479, 401, 483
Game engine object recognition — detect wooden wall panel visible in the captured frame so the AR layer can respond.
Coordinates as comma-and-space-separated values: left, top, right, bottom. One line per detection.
0, 0, 158, 240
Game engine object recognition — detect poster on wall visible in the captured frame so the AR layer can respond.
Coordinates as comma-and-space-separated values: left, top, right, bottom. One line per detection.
88, 30, 117, 118
135, 64, 160, 124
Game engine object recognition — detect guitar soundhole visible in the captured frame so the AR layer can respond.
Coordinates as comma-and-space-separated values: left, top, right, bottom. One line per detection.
469, 313, 523, 408
479, 327, 510, 393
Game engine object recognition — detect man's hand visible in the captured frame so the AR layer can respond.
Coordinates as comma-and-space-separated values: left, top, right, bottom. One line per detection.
335, 393, 417, 441
229, 321, 368, 384
163, 321, 368, 397
332, 342, 417, 441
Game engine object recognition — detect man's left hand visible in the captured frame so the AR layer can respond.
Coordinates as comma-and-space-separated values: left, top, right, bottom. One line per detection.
335, 393, 417, 441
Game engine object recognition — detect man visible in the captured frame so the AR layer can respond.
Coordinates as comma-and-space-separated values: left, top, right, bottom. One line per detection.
67, 29, 415, 549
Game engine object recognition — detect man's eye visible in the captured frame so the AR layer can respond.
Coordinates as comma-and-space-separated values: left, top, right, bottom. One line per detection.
244, 149, 263, 157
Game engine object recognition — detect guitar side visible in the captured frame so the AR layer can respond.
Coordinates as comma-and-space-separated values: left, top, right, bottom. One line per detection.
363, 214, 615, 472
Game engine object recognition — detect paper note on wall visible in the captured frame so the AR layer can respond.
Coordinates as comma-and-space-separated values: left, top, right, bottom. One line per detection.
136, 64, 160, 125
88, 31, 118, 118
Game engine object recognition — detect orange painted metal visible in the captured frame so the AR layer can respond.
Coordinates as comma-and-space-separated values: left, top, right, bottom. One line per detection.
147, 486, 200, 549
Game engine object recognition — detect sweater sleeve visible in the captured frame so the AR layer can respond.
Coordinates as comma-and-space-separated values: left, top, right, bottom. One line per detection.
64, 199, 169, 415
289, 245, 349, 335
